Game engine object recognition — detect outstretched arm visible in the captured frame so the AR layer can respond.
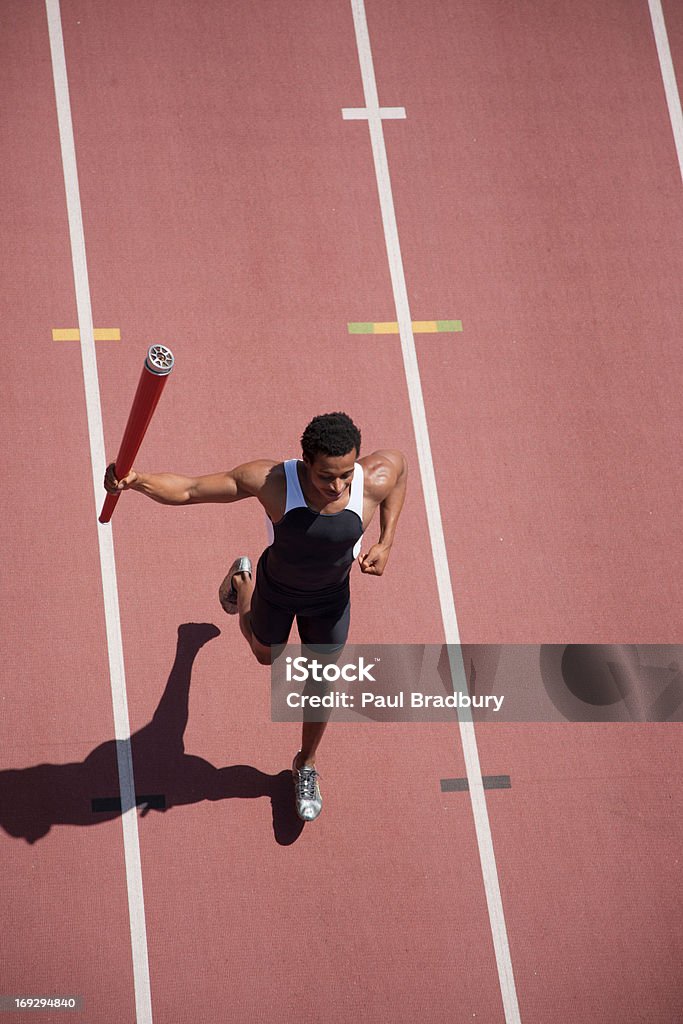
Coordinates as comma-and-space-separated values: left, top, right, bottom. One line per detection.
358, 450, 408, 576
104, 460, 275, 506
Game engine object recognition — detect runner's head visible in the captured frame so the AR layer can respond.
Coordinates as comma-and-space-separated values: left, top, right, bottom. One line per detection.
301, 412, 361, 500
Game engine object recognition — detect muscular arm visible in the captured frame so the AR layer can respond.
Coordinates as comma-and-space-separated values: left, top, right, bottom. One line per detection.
375, 450, 408, 548
104, 460, 276, 506
358, 449, 408, 575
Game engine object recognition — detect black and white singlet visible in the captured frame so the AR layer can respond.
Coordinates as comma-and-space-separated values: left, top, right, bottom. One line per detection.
255, 459, 364, 615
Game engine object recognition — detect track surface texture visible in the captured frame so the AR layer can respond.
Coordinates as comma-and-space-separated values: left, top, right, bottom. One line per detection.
1, 2, 681, 1022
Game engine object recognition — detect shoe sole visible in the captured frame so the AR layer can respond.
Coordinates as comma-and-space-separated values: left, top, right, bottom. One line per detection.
218, 556, 252, 615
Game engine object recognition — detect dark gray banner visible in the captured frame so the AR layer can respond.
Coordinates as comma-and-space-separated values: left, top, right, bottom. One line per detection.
270, 644, 683, 722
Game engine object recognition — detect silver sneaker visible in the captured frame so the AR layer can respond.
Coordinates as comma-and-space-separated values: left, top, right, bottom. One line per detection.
218, 556, 252, 615
292, 754, 323, 821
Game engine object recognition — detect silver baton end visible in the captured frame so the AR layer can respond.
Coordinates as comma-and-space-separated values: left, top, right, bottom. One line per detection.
145, 345, 175, 375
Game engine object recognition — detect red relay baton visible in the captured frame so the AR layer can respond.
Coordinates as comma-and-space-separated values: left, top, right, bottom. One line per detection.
99, 345, 175, 524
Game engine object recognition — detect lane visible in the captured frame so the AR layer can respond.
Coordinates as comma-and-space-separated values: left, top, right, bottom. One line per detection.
0, 1, 137, 1019
56, 1, 510, 1021
367, 0, 682, 642
365, 0, 683, 1020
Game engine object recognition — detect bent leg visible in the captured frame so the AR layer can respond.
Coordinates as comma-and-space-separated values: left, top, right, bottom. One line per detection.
231, 572, 271, 664
235, 573, 293, 666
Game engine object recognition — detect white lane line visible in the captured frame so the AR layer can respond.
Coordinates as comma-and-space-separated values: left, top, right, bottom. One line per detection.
346, 2, 521, 1021
648, 0, 683, 183
45, 3, 154, 1022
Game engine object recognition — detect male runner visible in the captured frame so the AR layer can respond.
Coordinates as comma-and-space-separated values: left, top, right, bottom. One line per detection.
105, 412, 407, 821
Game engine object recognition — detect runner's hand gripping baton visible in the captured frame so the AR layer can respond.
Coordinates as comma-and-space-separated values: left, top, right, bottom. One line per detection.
99, 345, 175, 524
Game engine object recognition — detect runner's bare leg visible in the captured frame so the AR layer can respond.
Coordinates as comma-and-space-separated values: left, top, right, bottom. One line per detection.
232, 572, 271, 665
296, 721, 328, 768
233, 575, 334, 766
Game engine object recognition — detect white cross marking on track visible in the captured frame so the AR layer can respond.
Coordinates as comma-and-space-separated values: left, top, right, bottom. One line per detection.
342, 106, 406, 119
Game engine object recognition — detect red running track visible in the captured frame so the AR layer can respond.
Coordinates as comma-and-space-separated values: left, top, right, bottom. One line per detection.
1, 1, 681, 1021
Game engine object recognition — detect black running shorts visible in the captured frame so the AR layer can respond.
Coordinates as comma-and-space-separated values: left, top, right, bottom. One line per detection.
249, 580, 351, 653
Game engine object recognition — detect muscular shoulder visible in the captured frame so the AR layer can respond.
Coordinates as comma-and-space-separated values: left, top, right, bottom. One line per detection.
231, 459, 282, 498
358, 449, 407, 502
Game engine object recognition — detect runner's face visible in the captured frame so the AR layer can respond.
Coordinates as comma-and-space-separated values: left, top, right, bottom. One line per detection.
304, 450, 357, 500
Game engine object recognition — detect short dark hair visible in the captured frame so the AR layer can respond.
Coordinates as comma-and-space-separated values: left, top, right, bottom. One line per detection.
301, 412, 361, 462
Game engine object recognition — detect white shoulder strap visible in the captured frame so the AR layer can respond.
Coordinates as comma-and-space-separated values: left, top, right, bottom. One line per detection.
348, 462, 364, 521
284, 459, 307, 514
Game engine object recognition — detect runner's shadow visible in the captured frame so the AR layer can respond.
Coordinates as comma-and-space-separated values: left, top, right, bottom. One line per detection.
0, 623, 304, 846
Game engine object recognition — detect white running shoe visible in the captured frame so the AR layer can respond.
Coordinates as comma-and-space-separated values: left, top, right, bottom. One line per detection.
292, 753, 323, 821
